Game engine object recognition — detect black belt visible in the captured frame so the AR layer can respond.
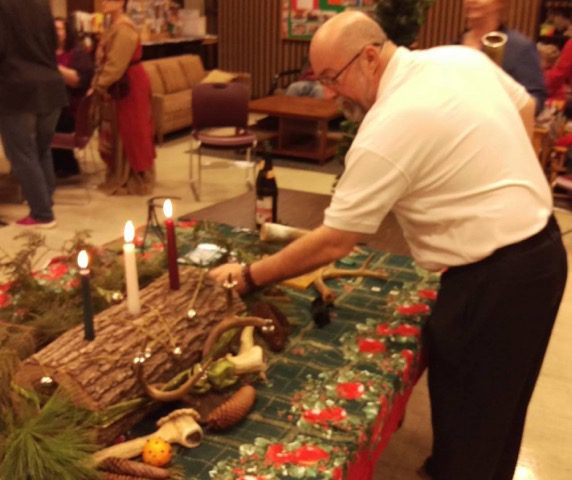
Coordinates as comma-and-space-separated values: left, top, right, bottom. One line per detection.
448, 215, 560, 274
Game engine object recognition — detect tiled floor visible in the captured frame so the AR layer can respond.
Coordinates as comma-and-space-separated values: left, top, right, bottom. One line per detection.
0, 135, 570, 479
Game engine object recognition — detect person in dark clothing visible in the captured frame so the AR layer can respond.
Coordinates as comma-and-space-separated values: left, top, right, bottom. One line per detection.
461, 0, 547, 115
53, 15, 94, 178
0, 0, 68, 228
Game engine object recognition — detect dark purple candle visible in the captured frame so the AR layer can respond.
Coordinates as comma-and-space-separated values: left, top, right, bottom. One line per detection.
77, 250, 95, 341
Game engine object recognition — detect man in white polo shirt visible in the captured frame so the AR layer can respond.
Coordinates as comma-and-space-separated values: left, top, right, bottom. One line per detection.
210, 11, 567, 479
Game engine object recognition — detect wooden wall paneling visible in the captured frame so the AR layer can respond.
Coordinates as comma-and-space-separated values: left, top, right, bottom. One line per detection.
218, 0, 542, 97
218, 0, 307, 98
418, 0, 465, 48
506, 0, 543, 38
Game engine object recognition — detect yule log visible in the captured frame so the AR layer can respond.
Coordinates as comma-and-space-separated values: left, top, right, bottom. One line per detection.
12, 266, 246, 444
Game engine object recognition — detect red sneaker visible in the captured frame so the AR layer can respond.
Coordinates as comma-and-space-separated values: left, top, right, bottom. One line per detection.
16, 216, 56, 229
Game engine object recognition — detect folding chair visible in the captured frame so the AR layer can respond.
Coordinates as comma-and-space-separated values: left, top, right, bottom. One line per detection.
189, 82, 257, 201
51, 94, 98, 204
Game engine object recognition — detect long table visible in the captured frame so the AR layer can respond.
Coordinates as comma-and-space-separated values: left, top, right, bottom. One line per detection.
170, 189, 434, 479
0, 187, 432, 480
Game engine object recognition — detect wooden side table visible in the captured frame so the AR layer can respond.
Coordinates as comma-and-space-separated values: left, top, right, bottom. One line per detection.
249, 96, 341, 164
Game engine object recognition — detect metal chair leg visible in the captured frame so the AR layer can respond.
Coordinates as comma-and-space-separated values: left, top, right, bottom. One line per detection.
189, 139, 201, 201
245, 140, 258, 190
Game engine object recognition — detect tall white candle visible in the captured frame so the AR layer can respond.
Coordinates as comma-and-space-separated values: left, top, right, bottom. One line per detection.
123, 220, 140, 316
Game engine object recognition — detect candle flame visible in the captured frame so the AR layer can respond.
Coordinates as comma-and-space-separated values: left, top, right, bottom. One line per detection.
77, 250, 89, 269
163, 199, 173, 219
124, 220, 135, 243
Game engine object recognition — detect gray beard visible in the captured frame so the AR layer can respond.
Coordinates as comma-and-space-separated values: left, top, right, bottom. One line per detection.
337, 97, 366, 123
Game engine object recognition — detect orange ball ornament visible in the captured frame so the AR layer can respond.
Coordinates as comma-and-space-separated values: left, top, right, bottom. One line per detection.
142, 436, 173, 467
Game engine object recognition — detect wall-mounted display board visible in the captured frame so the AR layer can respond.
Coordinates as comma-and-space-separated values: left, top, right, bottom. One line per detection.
281, 0, 376, 40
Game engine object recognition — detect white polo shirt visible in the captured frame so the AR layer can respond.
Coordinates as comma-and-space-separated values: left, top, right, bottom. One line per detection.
324, 46, 552, 271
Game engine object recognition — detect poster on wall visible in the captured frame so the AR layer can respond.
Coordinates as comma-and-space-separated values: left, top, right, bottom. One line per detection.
282, 0, 376, 40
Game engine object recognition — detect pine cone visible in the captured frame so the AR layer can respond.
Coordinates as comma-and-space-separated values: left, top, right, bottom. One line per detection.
100, 457, 170, 479
207, 385, 256, 430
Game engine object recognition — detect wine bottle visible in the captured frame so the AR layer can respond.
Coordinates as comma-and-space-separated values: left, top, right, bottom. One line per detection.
255, 148, 278, 229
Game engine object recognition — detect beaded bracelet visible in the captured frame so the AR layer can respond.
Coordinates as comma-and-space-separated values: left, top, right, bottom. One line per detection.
241, 263, 259, 292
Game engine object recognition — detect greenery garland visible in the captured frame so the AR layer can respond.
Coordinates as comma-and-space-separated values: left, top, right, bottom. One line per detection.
0, 390, 99, 480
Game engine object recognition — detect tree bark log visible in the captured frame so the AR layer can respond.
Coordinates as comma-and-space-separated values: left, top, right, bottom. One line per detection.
13, 266, 246, 444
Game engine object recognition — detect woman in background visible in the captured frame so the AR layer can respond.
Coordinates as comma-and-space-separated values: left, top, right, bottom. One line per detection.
53, 15, 94, 178
91, 0, 155, 195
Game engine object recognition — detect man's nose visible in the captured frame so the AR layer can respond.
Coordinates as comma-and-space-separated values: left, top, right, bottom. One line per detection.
322, 85, 338, 100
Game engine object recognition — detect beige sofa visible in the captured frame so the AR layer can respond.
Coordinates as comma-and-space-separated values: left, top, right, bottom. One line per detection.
142, 54, 251, 143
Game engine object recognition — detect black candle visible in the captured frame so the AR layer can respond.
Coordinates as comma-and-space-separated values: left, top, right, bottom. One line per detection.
77, 250, 95, 341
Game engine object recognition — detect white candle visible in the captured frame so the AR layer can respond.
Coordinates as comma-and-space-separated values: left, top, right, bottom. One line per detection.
123, 220, 141, 315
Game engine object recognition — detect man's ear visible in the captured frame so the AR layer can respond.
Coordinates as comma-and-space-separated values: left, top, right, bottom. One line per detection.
362, 44, 382, 76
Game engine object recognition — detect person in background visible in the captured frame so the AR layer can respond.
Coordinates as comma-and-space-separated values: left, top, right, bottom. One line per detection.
461, 0, 546, 115
545, 37, 572, 102
91, 0, 155, 195
53, 15, 94, 179
209, 10, 567, 480
544, 38, 572, 173
285, 59, 326, 98
0, 0, 67, 228
548, 9, 572, 50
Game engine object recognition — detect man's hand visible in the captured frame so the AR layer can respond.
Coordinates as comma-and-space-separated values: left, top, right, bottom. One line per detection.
209, 263, 248, 294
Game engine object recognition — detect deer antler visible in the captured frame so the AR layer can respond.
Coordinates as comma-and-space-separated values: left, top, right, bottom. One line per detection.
135, 315, 274, 402
313, 254, 387, 304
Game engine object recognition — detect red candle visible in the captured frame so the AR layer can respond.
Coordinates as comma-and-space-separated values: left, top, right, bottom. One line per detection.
163, 199, 180, 290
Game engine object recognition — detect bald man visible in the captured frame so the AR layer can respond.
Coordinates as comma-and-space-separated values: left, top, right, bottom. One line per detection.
210, 11, 566, 480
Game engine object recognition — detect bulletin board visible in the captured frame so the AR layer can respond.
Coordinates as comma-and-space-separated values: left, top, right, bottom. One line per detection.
282, 0, 376, 40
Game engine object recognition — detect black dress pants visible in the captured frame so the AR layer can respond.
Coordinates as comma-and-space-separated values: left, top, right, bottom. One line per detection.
424, 216, 567, 480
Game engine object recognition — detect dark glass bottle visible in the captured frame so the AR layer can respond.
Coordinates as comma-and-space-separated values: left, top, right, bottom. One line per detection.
255, 150, 278, 229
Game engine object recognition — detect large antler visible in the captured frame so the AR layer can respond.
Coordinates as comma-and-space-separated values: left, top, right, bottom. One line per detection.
135, 316, 274, 402
314, 255, 387, 304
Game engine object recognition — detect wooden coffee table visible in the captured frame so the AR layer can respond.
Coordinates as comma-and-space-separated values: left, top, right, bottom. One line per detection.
249, 95, 341, 164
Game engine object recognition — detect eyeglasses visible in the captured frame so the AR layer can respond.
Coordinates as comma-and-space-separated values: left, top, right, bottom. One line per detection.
318, 42, 382, 87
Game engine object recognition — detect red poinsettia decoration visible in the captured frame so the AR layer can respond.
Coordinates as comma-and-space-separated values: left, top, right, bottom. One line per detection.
265, 443, 330, 467
396, 303, 430, 316
336, 382, 366, 400
375, 323, 392, 336
332, 466, 344, 480
358, 337, 386, 354
177, 219, 198, 228
418, 288, 438, 300
34, 261, 69, 281
392, 324, 421, 337
0, 292, 11, 308
293, 445, 330, 466
265, 443, 293, 466
303, 406, 347, 425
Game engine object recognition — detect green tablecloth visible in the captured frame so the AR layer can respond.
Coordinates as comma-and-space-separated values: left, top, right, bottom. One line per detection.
167, 222, 437, 479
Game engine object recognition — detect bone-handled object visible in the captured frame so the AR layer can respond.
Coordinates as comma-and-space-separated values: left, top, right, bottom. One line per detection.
260, 223, 309, 243
92, 408, 202, 465
226, 345, 265, 375
238, 326, 255, 354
